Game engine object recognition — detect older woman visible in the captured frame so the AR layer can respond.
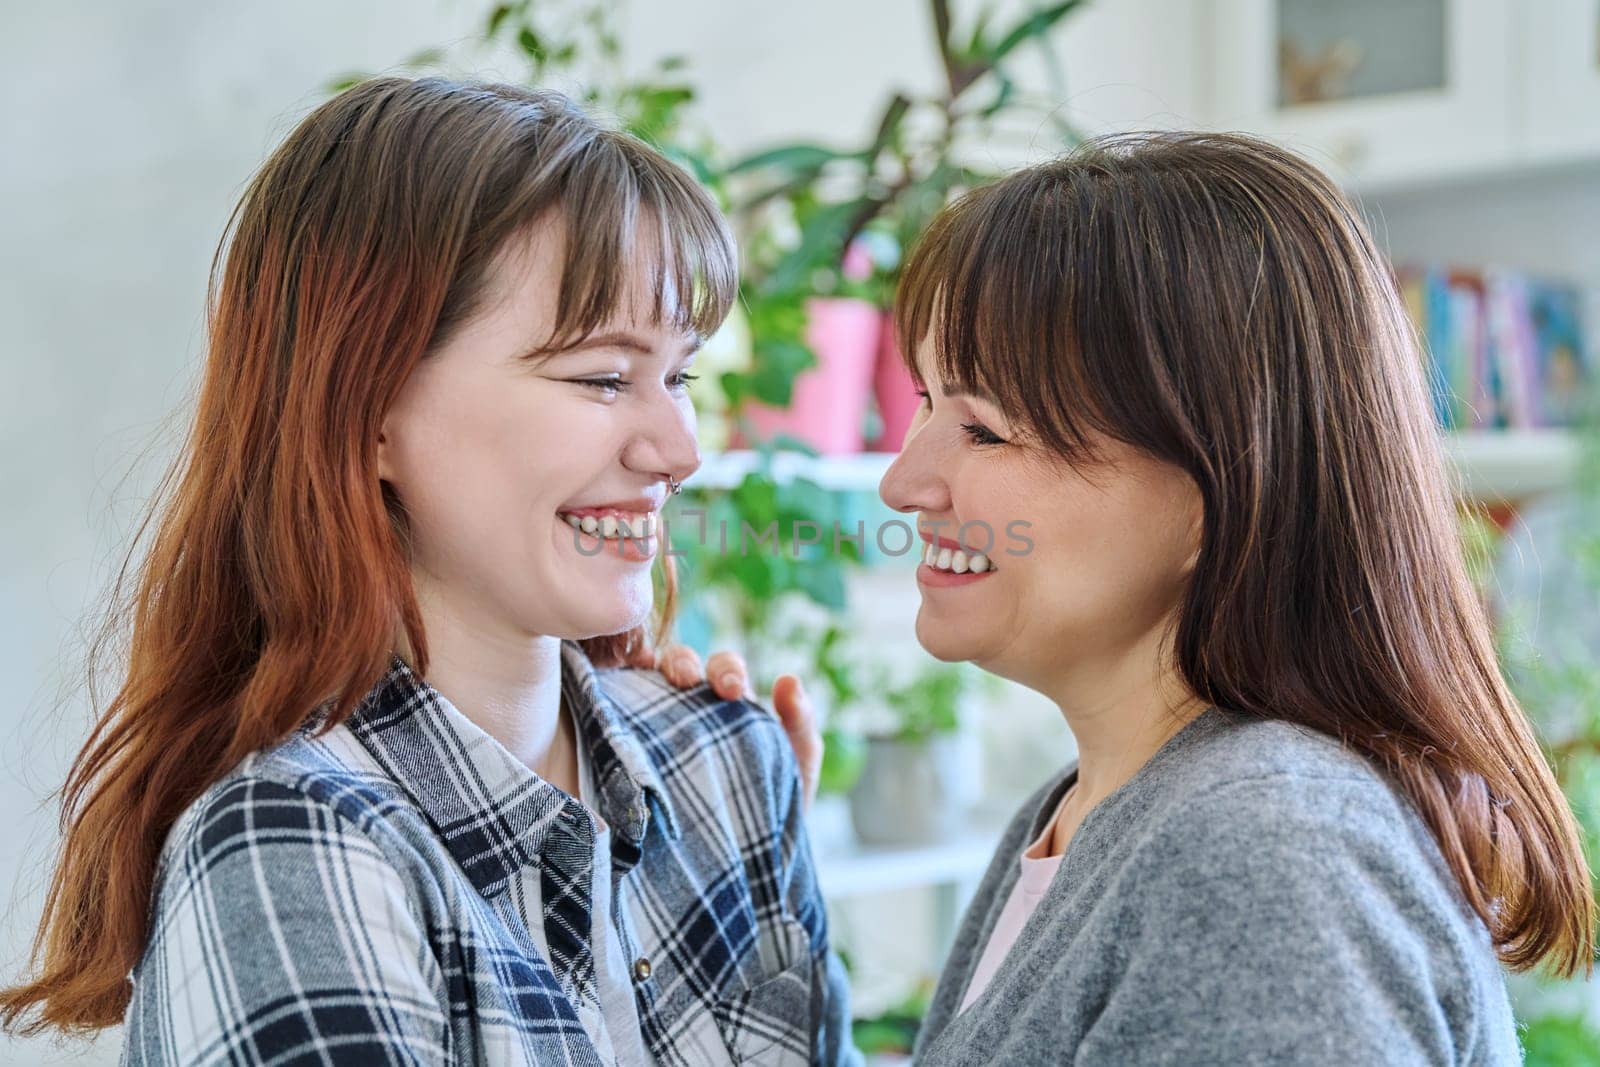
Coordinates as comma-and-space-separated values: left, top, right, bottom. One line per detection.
724, 132, 1592, 1064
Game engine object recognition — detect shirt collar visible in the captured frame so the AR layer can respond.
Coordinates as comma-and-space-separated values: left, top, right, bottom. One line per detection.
557, 639, 681, 843
340, 640, 681, 901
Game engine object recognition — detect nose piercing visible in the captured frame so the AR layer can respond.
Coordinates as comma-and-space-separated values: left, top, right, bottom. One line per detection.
668, 476, 682, 496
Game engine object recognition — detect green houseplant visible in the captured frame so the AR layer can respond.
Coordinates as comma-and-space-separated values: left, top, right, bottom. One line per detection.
1492, 408, 1600, 1063
720, 0, 1088, 452
847, 662, 984, 847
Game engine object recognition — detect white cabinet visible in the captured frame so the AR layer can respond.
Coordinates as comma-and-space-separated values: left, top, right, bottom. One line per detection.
1518, 0, 1600, 162
1207, 0, 1517, 189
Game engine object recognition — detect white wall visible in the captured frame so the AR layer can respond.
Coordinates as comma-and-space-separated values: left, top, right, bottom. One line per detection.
625, 0, 1204, 152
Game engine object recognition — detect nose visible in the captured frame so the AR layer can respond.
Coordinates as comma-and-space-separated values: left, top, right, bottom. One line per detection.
879, 414, 951, 519
622, 383, 701, 489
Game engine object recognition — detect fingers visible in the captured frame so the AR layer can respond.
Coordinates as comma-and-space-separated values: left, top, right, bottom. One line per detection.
625, 640, 658, 671
771, 675, 822, 812
658, 644, 704, 689
705, 650, 752, 701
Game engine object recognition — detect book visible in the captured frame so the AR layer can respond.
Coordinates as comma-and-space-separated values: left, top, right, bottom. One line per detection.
1402, 263, 1595, 432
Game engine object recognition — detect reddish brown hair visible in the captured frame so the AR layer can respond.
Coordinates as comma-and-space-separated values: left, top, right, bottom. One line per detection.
3, 76, 736, 1034
898, 131, 1595, 976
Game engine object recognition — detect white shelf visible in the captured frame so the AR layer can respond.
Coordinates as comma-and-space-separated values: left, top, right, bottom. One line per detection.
812, 827, 1001, 898
692, 433, 1583, 503
691, 450, 896, 492
1443, 430, 1582, 503
1347, 152, 1600, 202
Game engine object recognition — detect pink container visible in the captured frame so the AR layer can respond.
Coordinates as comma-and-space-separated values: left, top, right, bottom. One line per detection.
868, 313, 921, 451
744, 296, 882, 454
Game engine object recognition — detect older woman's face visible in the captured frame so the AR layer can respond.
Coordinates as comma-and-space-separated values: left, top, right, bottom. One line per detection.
878, 333, 1202, 697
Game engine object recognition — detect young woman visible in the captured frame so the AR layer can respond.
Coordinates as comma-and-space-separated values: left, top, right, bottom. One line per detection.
867, 131, 1595, 1063
1, 77, 854, 1066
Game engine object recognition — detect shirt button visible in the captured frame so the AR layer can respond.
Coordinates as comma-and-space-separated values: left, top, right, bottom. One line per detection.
632, 957, 652, 982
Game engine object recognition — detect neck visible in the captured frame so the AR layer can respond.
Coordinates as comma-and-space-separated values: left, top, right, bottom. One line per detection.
397, 578, 574, 789
1040, 622, 1207, 809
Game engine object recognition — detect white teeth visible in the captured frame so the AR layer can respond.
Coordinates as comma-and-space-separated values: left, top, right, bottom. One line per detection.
921, 542, 996, 574
563, 511, 657, 540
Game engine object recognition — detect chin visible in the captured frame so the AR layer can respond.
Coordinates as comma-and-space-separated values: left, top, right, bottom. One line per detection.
564, 591, 654, 642
913, 613, 980, 664
558, 611, 646, 644
527, 572, 650, 641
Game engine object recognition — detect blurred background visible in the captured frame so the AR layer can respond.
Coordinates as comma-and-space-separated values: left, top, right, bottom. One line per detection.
3, 1, 1598, 1063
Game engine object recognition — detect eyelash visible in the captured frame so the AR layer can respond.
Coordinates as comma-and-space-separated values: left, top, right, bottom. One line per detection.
961, 421, 1007, 446
574, 372, 699, 394
913, 388, 1008, 446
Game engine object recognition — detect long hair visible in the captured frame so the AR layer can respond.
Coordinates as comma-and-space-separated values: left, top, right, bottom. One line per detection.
896, 131, 1595, 976
2, 76, 737, 1034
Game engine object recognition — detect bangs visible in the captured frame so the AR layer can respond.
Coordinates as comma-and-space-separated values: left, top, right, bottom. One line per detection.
539, 132, 737, 351
893, 167, 1116, 466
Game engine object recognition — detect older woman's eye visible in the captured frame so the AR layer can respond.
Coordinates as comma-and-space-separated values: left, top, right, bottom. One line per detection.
573, 375, 627, 396
667, 371, 700, 391
961, 421, 1007, 446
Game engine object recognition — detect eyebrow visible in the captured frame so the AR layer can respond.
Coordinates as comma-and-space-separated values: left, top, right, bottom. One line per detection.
541, 330, 704, 359
927, 377, 1003, 407
908, 358, 993, 403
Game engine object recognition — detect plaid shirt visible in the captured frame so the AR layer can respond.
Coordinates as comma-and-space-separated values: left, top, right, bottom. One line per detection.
121, 641, 858, 1066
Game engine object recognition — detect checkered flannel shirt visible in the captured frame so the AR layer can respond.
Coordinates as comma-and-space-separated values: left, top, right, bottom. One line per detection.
121, 640, 859, 1066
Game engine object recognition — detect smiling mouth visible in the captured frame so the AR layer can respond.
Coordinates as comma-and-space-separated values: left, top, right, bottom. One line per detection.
919, 541, 997, 575
557, 510, 659, 540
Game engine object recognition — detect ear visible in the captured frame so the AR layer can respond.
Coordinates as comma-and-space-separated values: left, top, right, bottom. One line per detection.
376, 419, 396, 484
1179, 480, 1205, 577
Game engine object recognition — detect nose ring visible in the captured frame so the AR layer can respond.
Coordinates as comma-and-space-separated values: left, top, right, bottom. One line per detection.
668, 476, 682, 496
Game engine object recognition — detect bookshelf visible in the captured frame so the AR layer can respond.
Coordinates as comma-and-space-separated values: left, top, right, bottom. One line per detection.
693, 432, 1583, 504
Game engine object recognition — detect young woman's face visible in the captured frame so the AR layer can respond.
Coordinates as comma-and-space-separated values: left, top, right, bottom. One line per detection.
378, 223, 701, 644
879, 333, 1202, 695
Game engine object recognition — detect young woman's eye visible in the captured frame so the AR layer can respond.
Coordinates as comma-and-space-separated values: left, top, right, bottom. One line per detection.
961, 421, 1007, 446
667, 370, 700, 391
913, 387, 931, 406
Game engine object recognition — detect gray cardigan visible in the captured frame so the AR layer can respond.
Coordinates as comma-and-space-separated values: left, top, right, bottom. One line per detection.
914, 707, 1521, 1065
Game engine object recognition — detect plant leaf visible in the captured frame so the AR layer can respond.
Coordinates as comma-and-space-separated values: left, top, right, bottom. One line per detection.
987, 0, 1084, 65
726, 143, 849, 176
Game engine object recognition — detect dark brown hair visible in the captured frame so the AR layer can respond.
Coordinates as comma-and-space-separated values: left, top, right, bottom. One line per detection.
3, 76, 736, 1034
897, 130, 1595, 976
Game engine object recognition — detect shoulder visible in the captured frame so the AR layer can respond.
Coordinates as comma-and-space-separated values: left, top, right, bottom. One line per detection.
128, 734, 453, 1057
152, 726, 433, 916
1082, 712, 1515, 1061
1119, 710, 1498, 973
1139, 709, 1416, 840
596, 667, 797, 785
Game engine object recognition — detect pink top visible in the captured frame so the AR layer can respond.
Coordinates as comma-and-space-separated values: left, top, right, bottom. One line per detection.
957, 786, 1072, 1014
